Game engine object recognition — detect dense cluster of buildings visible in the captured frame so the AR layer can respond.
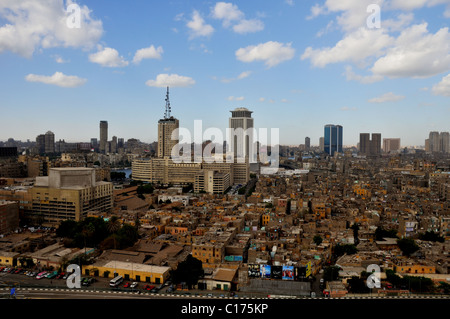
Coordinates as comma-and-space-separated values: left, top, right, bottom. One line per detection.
0, 89, 449, 297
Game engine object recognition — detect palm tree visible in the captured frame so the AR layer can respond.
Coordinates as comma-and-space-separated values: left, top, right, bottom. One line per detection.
107, 216, 120, 250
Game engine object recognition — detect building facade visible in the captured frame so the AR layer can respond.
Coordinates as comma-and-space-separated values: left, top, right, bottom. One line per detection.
31, 168, 113, 227
324, 124, 343, 156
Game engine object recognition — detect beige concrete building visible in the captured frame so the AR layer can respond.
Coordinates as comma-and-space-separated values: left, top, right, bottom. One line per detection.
194, 170, 231, 194
31, 168, 113, 227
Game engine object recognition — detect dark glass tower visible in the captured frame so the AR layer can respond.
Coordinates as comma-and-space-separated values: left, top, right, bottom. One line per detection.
324, 124, 343, 156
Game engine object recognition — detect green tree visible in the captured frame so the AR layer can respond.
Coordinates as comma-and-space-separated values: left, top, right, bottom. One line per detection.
313, 235, 323, 246
171, 255, 204, 289
397, 238, 419, 256
419, 231, 444, 243
323, 266, 340, 282
375, 227, 398, 241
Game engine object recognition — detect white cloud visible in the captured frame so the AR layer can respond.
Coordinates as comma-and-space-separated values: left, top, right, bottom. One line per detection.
236, 41, 295, 68
341, 106, 358, 111
0, 0, 103, 58
237, 71, 252, 79
233, 19, 264, 34
25, 71, 87, 88
301, 28, 394, 68
220, 70, 252, 83
388, 0, 450, 11
344, 66, 384, 83
145, 74, 195, 88
368, 92, 405, 103
371, 23, 450, 78
285, 0, 295, 6
52, 55, 69, 64
259, 97, 265, 102
133, 45, 163, 64
212, 2, 264, 34
432, 74, 450, 96
212, 2, 244, 27
186, 10, 214, 39
227, 96, 245, 101
89, 47, 129, 67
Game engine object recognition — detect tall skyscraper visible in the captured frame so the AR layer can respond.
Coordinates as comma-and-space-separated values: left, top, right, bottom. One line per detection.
359, 133, 381, 156
359, 133, 371, 155
370, 133, 381, 156
305, 137, 310, 150
158, 87, 179, 158
440, 132, 450, 153
44, 131, 55, 154
324, 124, 343, 156
99, 121, 108, 154
319, 137, 324, 152
429, 131, 440, 153
36, 134, 45, 154
229, 107, 254, 161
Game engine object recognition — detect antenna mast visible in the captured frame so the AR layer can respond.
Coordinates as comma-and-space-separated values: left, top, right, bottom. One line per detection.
164, 86, 171, 119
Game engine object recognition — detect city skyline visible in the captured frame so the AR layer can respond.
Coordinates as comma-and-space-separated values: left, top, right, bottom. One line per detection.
1, 1, 450, 146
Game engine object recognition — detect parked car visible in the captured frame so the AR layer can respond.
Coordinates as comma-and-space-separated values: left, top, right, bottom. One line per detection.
36, 271, 48, 279
47, 271, 58, 279
56, 272, 65, 279
130, 282, 138, 289
143, 285, 155, 291
123, 282, 131, 288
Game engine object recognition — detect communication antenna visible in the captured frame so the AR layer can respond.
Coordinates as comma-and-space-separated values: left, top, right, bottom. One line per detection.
164, 86, 171, 119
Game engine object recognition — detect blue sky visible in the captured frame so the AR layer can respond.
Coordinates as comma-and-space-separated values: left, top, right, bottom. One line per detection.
1, 0, 450, 147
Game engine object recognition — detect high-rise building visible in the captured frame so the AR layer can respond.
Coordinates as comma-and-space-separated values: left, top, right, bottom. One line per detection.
44, 131, 55, 154
305, 137, 310, 150
324, 124, 343, 156
370, 133, 381, 156
229, 107, 254, 160
99, 120, 108, 154
158, 87, 179, 158
111, 136, 118, 154
319, 137, 324, 152
427, 131, 449, 153
383, 138, 401, 153
440, 132, 450, 153
90, 138, 98, 152
429, 131, 440, 153
359, 133, 371, 155
36, 134, 45, 154
359, 133, 381, 156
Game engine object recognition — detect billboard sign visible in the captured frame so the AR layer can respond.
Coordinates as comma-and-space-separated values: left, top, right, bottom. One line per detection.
282, 266, 294, 280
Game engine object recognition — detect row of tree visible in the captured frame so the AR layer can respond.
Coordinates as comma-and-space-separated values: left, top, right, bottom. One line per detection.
56, 216, 139, 251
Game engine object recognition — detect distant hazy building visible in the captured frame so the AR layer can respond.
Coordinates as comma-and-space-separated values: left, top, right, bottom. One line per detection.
36, 134, 45, 154
359, 133, 381, 156
44, 131, 55, 154
91, 138, 98, 152
305, 137, 310, 150
359, 133, 370, 155
383, 138, 401, 153
427, 131, 450, 153
324, 125, 343, 156
319, 137, 324, 152
99, 120, 108, 154
440, 132, 450, 153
